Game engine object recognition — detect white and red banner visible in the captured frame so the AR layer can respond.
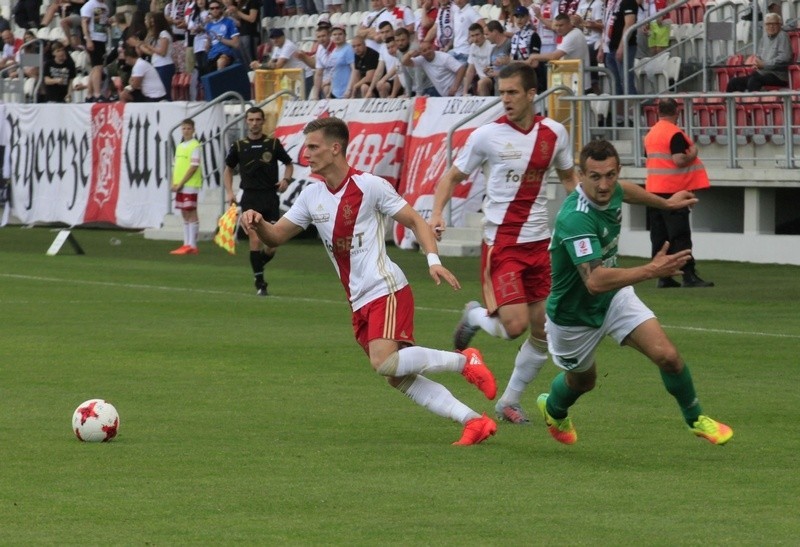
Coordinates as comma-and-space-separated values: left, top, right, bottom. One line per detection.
275, 98, 413, 211
6, 102, 227, 229
395, 96, 504, 248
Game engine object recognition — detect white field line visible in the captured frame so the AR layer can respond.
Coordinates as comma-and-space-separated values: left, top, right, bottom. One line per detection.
1, 273, 799, 340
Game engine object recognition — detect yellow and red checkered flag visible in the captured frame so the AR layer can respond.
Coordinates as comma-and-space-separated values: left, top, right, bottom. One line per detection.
213, 203, 239, 255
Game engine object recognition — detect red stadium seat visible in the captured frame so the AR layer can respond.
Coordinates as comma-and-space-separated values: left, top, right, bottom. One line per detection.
790, 65, 800, 89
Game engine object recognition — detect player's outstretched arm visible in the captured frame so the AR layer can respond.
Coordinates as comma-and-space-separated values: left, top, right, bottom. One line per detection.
240, 210, 303, 248
577, 242, 692, 295
620, 181, 698, 209
394, 204, 461, 290
428, 165, 469, 240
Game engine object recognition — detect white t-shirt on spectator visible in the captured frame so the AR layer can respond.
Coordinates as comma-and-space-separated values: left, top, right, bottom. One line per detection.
272, 38, 314, 77
132, 58, 167, 98
450, 3, 483, 56
575, 0, 603, 49
556, 27, 591, 83
151, 30, 174, 68
80, 0, 110, 43
468, 40, 493, 79
411, 51, 464, 96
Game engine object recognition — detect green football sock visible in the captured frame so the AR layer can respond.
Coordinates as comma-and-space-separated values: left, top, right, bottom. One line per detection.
660, 364, 703, 426
547, 372, 583, 419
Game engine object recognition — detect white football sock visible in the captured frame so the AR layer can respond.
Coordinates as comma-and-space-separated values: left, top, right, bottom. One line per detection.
188, 221, 199, 247
468, 306, 510, 339
393, 346, 466, 376
498, 338, 547, 407
183, 222, 191, 246
397, 375, 479, 424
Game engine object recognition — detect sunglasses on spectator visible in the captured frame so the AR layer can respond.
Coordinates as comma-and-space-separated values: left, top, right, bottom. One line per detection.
209, 5, 221, 9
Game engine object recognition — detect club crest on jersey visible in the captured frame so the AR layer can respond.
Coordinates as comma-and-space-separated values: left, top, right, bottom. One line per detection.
342, 202, 355, 225
539, 140, 550, 157
261, 151, 273, 163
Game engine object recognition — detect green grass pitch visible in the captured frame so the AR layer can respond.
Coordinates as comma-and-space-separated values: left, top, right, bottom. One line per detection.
1, 226, 798, 544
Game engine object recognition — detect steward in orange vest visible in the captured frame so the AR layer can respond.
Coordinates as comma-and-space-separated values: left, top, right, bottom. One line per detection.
643, 99, 714, 288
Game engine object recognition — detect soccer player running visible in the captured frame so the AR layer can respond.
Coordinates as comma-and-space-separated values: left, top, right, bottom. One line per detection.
429, 62, 579, 425
241, 117, 499, 446
538, 139, 733, 445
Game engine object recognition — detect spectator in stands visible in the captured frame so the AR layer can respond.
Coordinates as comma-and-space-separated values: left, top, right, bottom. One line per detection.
366, 21, 395, 96
0, 13, 9, 33
376, 0, 415, 35
417, 0, 438, 46
402, 39, 466, 96
43, 43, 78, 102
115, 0, 138, 24
13, 0, 43, 29
187, 0, 210, 76
324, 0, 343, 14
462, 22, 493, 95
80, 0, 111, 103
56, 0, 86, 50
349, 35, 379, 98
726, 13, 793, 92
132, 11, 175, 100
254, 28, 313, 99
225, 0, 259, 66
429, 0, 484, 63
204, 0, 240, 72
598, 0, 638, 98
531, 0, 558, 55
482, 19, 511, 93
0, 30, 19, 71
498, 0, 522, 36
119, 44, 168, 101
572, 0, 604, 93
644, 98, 714, 288
375, 36, 404, 97
164, 0, 190, 74
358, 0, 388, 51
393, 27, 415, 95
310, 21, 333, 99
527, 13, 591, 93
322, 24, 355, 98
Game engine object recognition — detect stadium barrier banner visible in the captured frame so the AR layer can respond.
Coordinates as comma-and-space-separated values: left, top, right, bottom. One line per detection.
394, 96, 504, 249
5, 103, 226, 229
275, 98, 412, 212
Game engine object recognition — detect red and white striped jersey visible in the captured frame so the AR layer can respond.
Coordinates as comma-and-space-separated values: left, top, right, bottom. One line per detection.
284, 167, 409, 311
454, 115, 573, 247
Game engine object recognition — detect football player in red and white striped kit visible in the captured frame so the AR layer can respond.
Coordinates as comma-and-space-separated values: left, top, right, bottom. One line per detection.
430, 62, 579, 425
241, 117, 499, 446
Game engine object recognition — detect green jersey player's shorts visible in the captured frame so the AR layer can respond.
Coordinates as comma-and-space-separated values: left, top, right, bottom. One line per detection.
544, 286, 655, 373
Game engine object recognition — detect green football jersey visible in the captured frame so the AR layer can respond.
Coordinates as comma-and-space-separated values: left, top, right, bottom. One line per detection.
547, 184, 625, 328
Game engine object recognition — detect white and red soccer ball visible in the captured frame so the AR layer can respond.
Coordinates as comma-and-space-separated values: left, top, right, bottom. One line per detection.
72, 399, 120, 442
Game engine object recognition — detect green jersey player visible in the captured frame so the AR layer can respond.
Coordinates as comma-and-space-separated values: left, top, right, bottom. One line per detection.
537, 140, 733, 446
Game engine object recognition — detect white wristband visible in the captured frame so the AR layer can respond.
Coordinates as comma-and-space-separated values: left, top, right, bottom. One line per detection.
426, 253, 441, 267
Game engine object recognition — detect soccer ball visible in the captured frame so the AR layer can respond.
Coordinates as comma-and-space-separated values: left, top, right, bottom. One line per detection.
72, 399, 120, 442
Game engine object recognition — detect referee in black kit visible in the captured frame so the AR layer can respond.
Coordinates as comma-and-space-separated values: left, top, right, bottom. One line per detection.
224, 107, 294, 296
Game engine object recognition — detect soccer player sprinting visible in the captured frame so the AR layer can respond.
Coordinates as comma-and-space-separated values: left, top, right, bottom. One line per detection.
241, 117, 498, 446
538, 139, 733, 445
430, 62, 579, 425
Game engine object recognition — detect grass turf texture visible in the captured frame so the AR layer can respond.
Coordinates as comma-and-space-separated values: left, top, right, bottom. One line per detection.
1, 226, 799, 544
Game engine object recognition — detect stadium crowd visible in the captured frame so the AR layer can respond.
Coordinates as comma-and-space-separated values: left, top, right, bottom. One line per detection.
1, 0, 798, 106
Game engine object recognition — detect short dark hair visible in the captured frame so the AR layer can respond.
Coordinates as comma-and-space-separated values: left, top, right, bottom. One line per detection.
246, 106, 265, 118
468, 22, 484, 33
657, 98, 679, 117
394, 27, 410, 38
123, 45, 139, 58
378, 21, 394, 30
303, 117, 349, 148
579, 140, 620, 172
180, 118, 195, 128
498, 62, 537, 92
486, 20, 504, 33
554, 13, 570, 23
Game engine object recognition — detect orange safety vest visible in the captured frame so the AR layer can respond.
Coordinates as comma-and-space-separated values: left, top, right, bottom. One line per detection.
644, 119, 710, 193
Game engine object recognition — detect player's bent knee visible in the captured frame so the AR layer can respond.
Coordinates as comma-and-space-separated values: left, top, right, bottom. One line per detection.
374, 352, 399, 375
652, 345, 682, 373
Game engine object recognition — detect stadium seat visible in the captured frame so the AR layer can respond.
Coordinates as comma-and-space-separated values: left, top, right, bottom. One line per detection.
49, 26, 66, 43
790, 64, 800, 89
172, 72, 191, 101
